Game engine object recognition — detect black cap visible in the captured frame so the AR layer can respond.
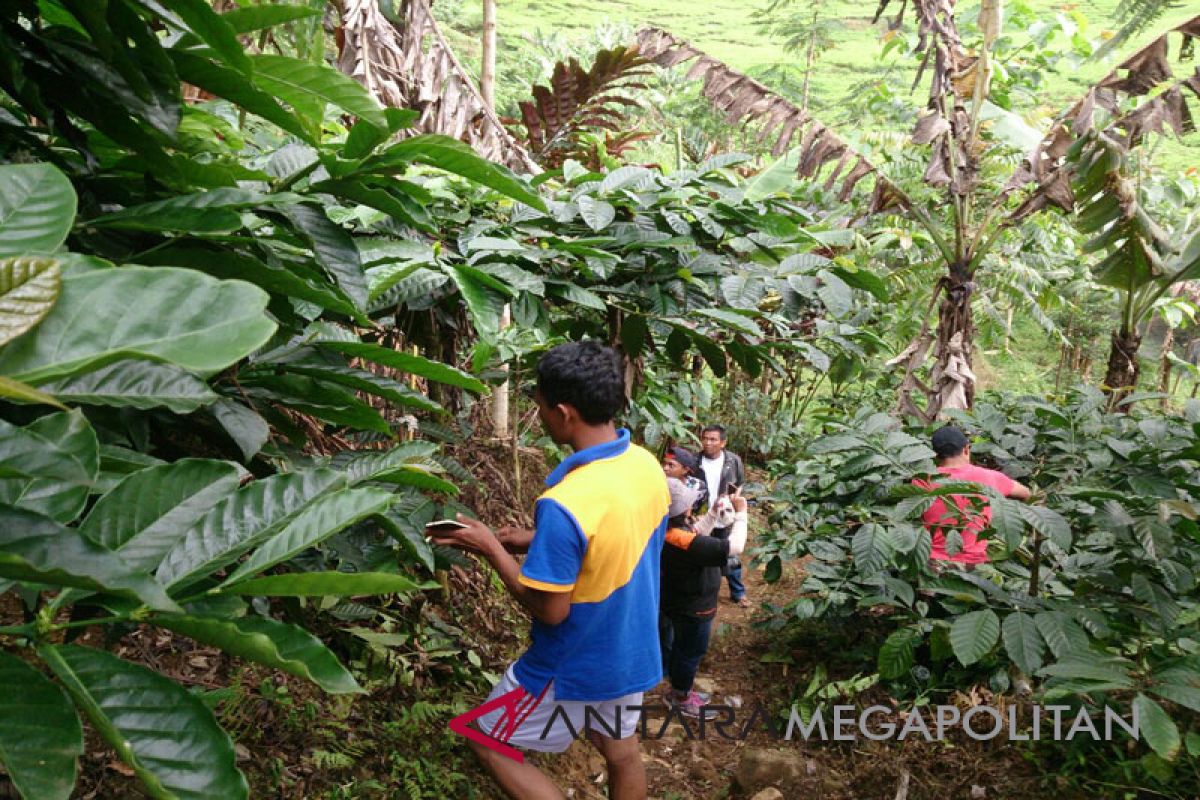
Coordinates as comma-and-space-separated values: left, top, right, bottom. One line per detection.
665, 446, 699, 473
931, 425, 969, 459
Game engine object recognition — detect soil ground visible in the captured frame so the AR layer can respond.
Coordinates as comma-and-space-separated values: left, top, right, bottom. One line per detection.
523, 550, 1057, 800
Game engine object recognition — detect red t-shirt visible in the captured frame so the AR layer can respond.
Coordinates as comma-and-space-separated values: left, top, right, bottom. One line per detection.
914, 464, 1016, 564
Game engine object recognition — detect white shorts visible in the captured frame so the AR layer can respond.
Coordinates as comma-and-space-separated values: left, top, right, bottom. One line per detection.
473, 664, 644, 753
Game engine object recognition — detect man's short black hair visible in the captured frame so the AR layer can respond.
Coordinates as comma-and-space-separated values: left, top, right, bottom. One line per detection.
536, 341, 625, 424
931, 425, 970, 460
701, 424, 727, 440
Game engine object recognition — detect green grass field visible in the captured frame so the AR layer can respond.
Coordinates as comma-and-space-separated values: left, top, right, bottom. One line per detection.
441, 0, 1197, 172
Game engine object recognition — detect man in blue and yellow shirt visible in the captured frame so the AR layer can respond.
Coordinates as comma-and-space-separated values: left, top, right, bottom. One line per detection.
431, 340, 668, 800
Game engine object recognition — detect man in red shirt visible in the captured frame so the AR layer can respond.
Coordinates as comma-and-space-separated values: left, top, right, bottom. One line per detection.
916, 425, 1032, 566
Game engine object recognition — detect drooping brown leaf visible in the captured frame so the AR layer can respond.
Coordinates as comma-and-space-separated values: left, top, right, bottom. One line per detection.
1072, 89, 1097, 137
1102, 36, 1171, 95
923, 145, 951, 187
872, 1, 989, 202
912, 111, 951, 145
634, 26, 908, 212
822, 150, 853, 192
874, 0, 971, 98
336, 0, 537, 172
1162, 86, 1195, 137
1121, 97, 1169, 147
839, 158, 875, 201
1005, 15, 1200, 222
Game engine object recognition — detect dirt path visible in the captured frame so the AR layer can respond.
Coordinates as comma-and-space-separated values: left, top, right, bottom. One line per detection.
641, 566, 792, 798
532, 551, 1052, 800
538, 553, 807, 799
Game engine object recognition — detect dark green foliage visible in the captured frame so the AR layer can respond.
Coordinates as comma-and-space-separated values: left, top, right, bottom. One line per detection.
756, 389, 1200, 765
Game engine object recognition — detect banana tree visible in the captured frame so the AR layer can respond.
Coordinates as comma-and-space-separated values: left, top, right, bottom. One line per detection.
637, 8, 1026, 419
1069, 131, 1200, 406
636, 8, 1200, 420
336, 0, 537, 172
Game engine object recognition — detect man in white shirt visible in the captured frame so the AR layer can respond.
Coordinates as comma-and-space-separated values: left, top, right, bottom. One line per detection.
698, 424, 748, 606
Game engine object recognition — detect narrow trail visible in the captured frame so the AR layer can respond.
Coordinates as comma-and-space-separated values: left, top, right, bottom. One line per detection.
531, 549, 1050, 800
641, 564, 796, 798
539, 550, 808, 799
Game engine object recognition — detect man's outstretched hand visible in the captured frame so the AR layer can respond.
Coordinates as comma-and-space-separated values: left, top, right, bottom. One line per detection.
495, 525, 534, 554
428, 514, 500, 555
428, 515, 569, 626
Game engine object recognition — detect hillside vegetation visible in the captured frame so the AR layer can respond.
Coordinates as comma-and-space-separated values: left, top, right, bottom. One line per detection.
440, 0, 1198, 172
1, 3, 1199, 798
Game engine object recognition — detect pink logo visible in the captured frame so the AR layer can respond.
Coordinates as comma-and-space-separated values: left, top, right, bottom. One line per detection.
449, 685, 549, 763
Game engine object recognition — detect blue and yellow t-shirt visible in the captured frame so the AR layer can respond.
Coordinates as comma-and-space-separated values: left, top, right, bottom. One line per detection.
513, 429, 669, 701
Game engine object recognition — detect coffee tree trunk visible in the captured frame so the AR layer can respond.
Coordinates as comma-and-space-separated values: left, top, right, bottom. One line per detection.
481, 0, 510, 436
606, 306, 640, 398
1104, 328, 1142, 409
1158, 325, 1175, 409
